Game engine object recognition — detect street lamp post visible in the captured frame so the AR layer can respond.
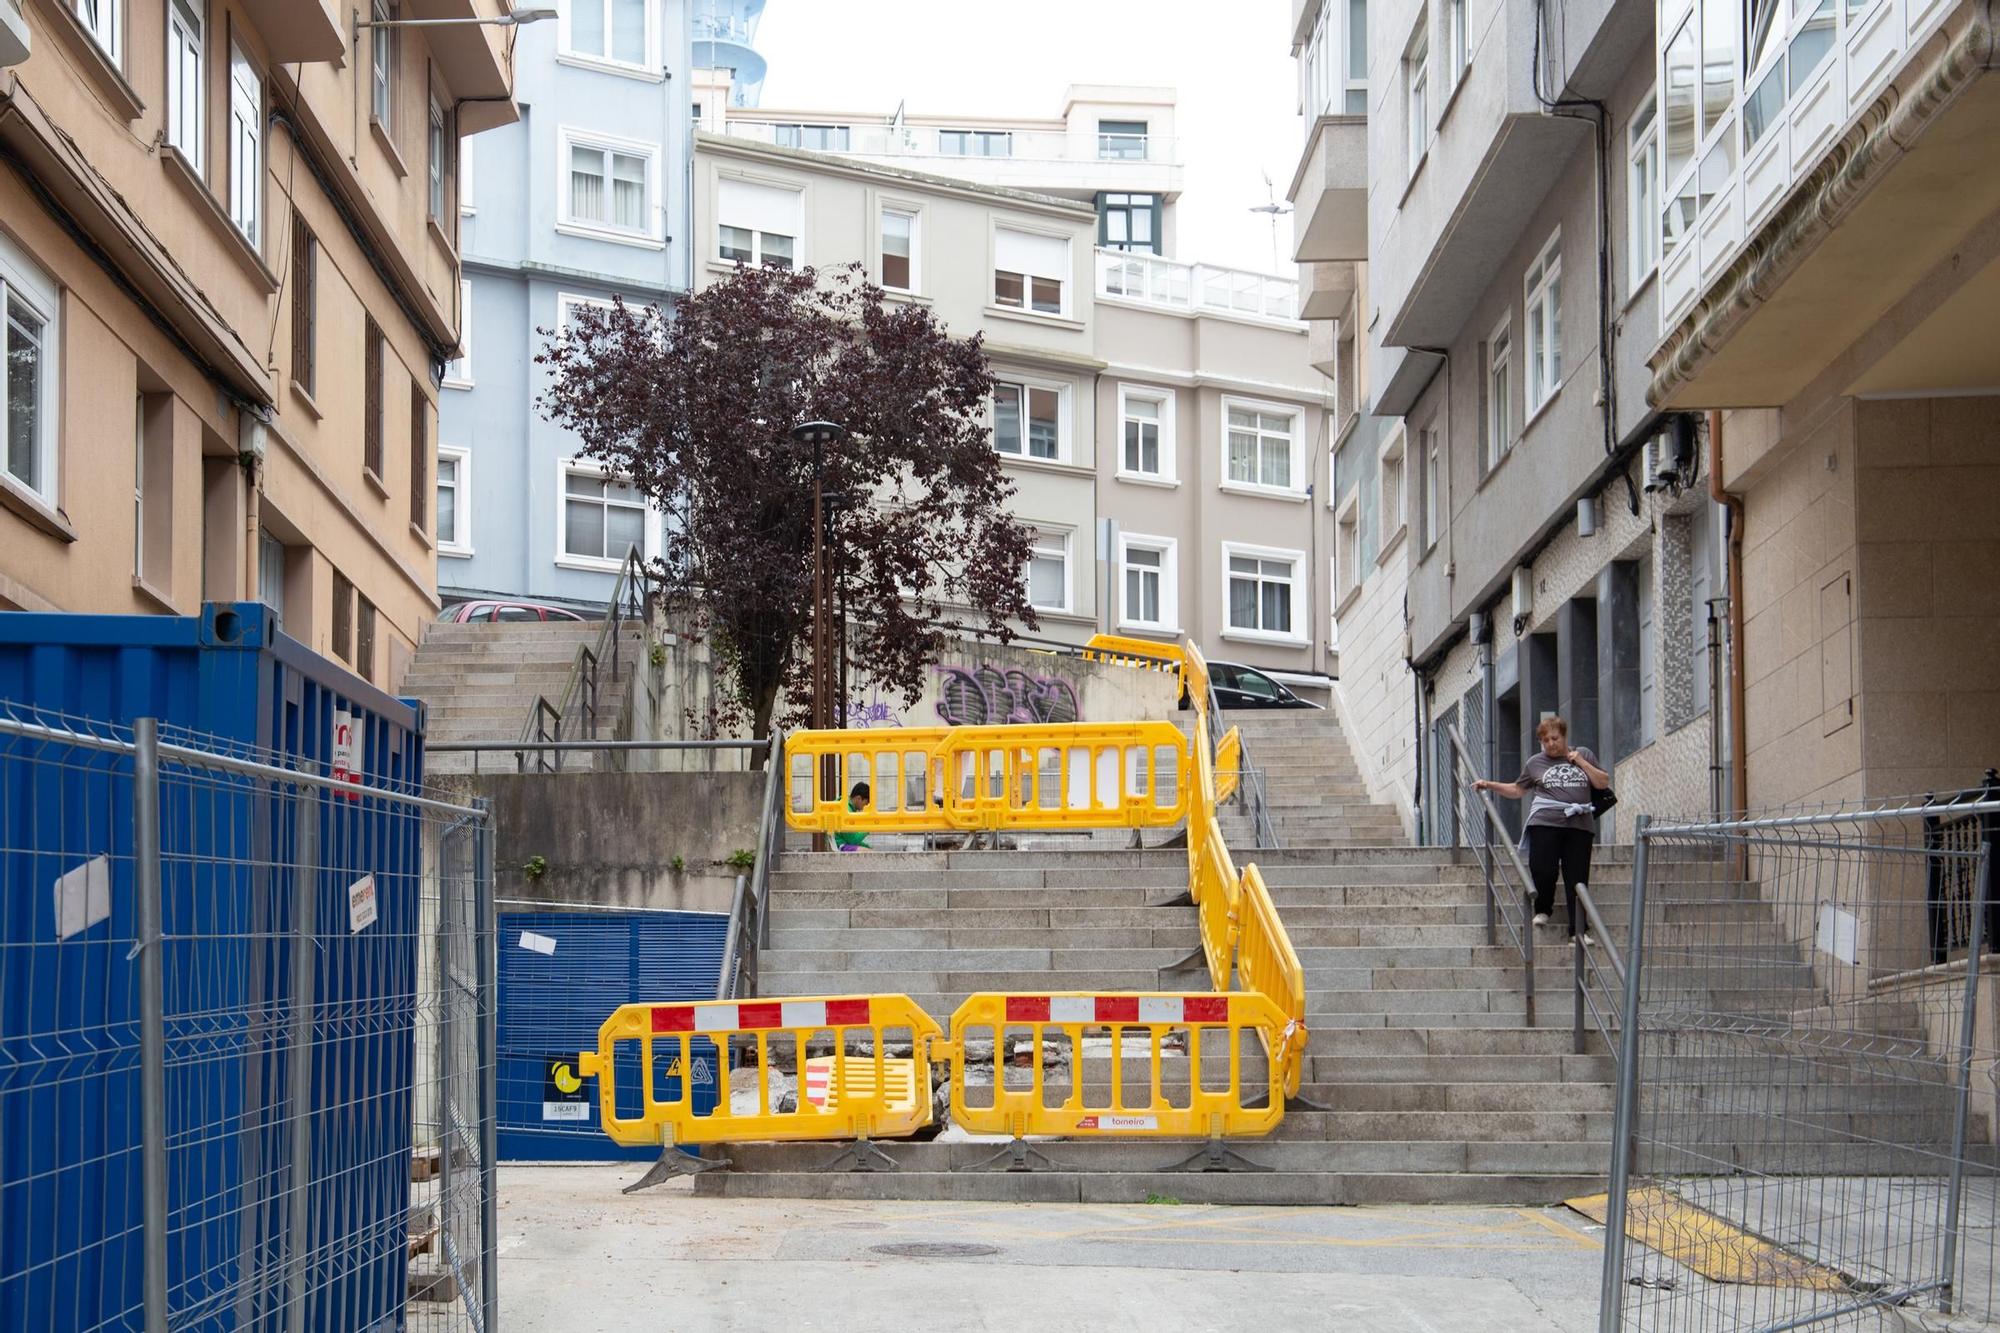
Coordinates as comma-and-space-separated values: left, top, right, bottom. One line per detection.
791, 421, 846, 848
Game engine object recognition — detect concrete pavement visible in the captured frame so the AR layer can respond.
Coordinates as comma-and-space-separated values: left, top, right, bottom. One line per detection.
499, 1164, 1607, 1331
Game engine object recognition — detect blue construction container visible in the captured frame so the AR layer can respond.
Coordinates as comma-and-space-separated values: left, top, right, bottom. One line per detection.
0, 603, 426, 1332
497, 909, 726, 1161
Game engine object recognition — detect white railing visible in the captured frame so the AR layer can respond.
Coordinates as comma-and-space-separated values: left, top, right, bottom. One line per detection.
1095, 249, 1300, 322
718, 120, 1180, 166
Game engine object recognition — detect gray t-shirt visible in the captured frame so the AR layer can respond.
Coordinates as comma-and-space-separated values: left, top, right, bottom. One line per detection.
1517, 747, 1601, 831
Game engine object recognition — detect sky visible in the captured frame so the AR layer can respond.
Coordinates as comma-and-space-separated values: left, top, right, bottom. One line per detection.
751, 0, 1305, 276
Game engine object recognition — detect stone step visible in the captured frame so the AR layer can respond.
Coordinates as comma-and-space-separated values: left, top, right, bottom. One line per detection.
698, 1138, 1608, 1178
690, 1167, 1606, 1207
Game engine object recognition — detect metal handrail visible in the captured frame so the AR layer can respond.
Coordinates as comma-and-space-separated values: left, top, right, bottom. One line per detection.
718, 725, 786, 1000
1446, 721, 1537, 1029
513, 544, 651, 772
1206, 682, 1281, 851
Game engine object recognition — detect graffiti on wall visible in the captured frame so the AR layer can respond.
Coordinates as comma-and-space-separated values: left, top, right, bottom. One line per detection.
935, 664, 1081, 727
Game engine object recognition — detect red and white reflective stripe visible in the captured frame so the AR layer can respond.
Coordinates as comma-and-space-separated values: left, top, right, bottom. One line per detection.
1001, 995, 1231, 1024
651, 997, 874, 1034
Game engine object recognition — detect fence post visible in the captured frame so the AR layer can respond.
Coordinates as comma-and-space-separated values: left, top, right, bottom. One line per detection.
1940, 834, 1993, 1315
133, 716, 169, 1333
474, 801, 499, 1331
1600, 814, 1652, 1333
285, 775, 319, 1333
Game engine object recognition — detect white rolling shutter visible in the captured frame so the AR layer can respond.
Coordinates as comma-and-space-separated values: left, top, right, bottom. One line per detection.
995, 228, 1069, 280
719, 179, 802, 235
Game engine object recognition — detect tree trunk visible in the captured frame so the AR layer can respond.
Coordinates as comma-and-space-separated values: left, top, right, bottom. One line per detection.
748, 681, 778, 770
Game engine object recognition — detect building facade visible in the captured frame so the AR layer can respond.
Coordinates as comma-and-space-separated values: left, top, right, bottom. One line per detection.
440, 0, 695, 611
0, 0, 515, 689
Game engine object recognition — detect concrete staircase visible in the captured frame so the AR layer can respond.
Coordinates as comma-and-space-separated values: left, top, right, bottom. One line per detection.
403, 619, 644, 774
1216, 707, 1408, 849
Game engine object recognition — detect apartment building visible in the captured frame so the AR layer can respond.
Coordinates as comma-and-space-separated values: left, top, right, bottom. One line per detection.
441, 0, 695, 610
0, 0, 516, 689
692, 127, 1337, 681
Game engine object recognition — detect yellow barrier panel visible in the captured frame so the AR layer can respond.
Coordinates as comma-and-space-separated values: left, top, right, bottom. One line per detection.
574, 994, 942, 1147
783, 727, 960, 835
1081, 633, 1189, 694
949, 990, 1288, 1139
1238, 865, 1308, 1096
1214, 725, 1243, 805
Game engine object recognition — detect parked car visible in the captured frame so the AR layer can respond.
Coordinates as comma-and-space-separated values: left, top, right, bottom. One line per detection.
436, 600, 588, 623
1207, 661, 1323, 710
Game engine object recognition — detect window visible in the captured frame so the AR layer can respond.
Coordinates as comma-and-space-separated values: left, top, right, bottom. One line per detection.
1523, 231, 1562, 413
363, 317, 384, 480
3, 235, 60, 505
1097, 119, 1148, 159
428, 98, 450, 221
1484, 317, 1512, 470
774, 123, 850, 151
1118, 385, 1173, 480
78, 0, 120, 63
880, 207, 917, 291
1379, 430, 1407, 542
1224, 401, 1300, 492
1302, 0, 1368, 117
167, 0, 204, 169
330, 568, 353, 662
1638, 554, 1657, 745
1024, 529, 1070, 613
1421, 427, 1442, 553
1628, 93, 1660, 290
716, 177, 800, 268
1663, 18, 1697, 186
1118, 535, 1177, 630
356, 596, 377, 685
565, 0, 651, 68
1447, 0, 1470, 89
371, 2, 394, 129
992, 381, 1063, 461
1405, 15, 1431, 176
562, 131, 658, 240
938, 129, 1011, 157
437, 446, 470, 555
1225, 546, 1302, 639
228, 44, 261, 245
993, 228, 1069, 316
558, 292, 616, 334
1097, 192, 1160, 255
409, 385, 428, 530
561, 463, 646, 564
444, 279, 472, 387
291, 212, 316, 397
1335, 498, 1361, 602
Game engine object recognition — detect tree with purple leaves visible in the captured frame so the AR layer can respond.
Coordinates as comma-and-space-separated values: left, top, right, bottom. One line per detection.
537, 262, 1038, 749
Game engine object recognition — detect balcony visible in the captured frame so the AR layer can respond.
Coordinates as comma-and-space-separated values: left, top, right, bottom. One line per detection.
1290, 115, 1367, 263
720, 120, 1180, 167
1095, 249, 1299, 323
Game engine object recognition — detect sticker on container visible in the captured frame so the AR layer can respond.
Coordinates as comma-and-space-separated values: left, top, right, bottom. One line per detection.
330, 708, 364, 802
518, 931, 557, 955
1074, 1114, 1157, 1131
347, 874, 378, 933
53, 854, 112, 940
543, 1057, 590, 1121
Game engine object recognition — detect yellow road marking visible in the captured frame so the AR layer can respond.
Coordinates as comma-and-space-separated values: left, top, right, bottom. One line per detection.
1566, 1191, 1854, 1289
1516, 1207, 1603, 1251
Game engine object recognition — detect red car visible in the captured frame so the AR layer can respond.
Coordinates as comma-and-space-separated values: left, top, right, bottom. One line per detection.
436, 600, 588, 623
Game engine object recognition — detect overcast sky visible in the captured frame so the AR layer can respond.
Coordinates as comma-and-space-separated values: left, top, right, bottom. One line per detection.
752, 0, 1303, 275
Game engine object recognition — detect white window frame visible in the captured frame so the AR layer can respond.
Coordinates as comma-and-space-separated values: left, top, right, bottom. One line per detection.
1117, 533, 1179, 633
991, 223, 1073, 320
436, 444, 471, 557
370, 1, 394, 130
878, 202, 920, 293
428, 96, 450, 222
228, 43, 261, 246
991, 375, 1071, 465
555, 456, 653, 572
554, 292, 618, 348
1334, 491, 1362, 604
1486, 314, 1513, 469
79, 0, 121, 64
559, 0, 659, 76
715, 173, 802, 270
1378, 426, 1409, 546
1523, 229, 1563, 416
1220, 395, 1305, 498
1627, 91, 1660, 293
1405, 14, 1432, 178
1222, 541, 1307, 645
444, 279, 473, 388
167, 0, 204, 171
558, 127, 663, 247
1447, 0, 1471, 91
1421, 426, 1442, 553
1115, 383, 1176, 484
1024, 527, 1073, 615
0, 232, 61, 510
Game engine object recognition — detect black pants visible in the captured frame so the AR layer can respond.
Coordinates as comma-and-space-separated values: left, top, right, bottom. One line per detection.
1525, 825, 1595, 936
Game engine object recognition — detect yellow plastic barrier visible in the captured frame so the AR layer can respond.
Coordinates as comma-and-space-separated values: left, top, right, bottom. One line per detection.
1237, 866, 1308, 1096
574, 994, 943, 1147
784, 727, 959, 835
949, 990, 1288, 1139
1081, 633, 1189, 693
1214, 724, 1243, 805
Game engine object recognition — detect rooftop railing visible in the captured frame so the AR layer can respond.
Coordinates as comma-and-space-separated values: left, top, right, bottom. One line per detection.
1094, 248, 1300, 323
718, 119, 1180, 166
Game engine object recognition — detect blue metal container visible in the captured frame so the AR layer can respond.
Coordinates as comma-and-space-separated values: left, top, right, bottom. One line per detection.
497, 909, 726, 1161
0, 603, 425, 1332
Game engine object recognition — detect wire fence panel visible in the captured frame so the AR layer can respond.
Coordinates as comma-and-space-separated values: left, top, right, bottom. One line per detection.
0, 705, 496, 1333
1608, 797, 2000, 1332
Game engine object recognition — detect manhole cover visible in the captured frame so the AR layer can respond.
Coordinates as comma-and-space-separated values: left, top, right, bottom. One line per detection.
868, 1242, 1001, 1259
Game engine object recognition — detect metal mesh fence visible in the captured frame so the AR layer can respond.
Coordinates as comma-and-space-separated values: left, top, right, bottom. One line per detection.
0, 705, 495, 1332
1606, 797, 2000, 1332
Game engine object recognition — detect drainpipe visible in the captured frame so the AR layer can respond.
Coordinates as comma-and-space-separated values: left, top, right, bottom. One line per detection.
1708, 410, 1748, 854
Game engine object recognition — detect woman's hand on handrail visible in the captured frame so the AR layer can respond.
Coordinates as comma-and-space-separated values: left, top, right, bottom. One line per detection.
1472, 777, 1525, 800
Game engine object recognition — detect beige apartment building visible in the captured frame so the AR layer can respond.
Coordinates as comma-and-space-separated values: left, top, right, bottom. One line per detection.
692, 128, 1337, 687
0, 0, 516, 689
